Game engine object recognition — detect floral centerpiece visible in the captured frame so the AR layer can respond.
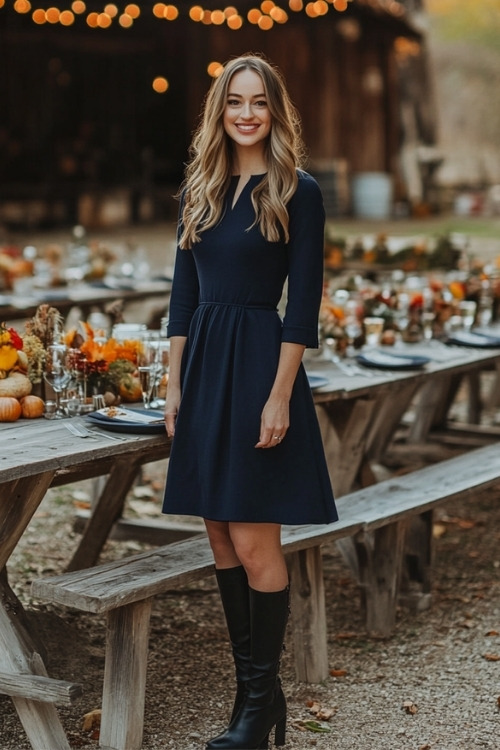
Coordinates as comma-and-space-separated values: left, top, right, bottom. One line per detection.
65, 323, 144, 404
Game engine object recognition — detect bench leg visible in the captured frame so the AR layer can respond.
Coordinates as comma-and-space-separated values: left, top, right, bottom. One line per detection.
355, 521, 406, 637
399, 510, 434, 612
288, 547, 329, 683
99, 599, 153, 750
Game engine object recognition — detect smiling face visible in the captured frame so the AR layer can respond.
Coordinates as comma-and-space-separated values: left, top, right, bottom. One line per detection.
223, 68, 272, 154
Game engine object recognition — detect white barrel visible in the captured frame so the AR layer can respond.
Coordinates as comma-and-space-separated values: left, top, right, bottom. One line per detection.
351, 172, 393, 219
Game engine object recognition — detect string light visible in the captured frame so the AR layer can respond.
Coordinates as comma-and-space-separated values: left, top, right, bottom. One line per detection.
207, 61, 224, 77
13, 0, 31, 13
59, 8, 74, 24
152, 76, 169, 93
118, 12, 133, 26
0, 0, 404, 31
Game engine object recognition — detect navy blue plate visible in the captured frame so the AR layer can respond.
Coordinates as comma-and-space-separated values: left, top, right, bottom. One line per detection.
86, 407, 165, 434
357, 351, 430, 370
307, 373, 330, 390
447, 331, 500, 348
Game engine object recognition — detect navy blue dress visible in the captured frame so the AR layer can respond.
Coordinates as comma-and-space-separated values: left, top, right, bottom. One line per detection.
162, 171, 338, 525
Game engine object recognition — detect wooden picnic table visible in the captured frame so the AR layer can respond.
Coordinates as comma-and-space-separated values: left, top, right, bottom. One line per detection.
1, 338, 499, 749
0, 278, 171, 323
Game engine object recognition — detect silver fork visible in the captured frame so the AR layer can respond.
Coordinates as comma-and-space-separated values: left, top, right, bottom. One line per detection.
65, 421, 96, 439
65, 421, 126, 442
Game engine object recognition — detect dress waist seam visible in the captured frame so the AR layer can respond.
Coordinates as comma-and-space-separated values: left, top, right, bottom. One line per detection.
198, 301, 277, 312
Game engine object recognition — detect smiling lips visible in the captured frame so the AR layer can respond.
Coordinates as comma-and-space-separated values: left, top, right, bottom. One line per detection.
235, 123, 260, 133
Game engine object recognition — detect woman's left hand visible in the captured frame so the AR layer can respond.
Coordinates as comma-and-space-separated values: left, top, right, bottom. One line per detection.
255, 396, 289, 449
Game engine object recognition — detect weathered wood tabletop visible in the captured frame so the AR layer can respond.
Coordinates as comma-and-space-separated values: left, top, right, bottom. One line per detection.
0, 278, 171, 322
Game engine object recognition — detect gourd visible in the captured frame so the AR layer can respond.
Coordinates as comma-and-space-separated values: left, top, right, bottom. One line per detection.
20, 395, 45, 419
0, 372, 32, 399
0, 397, 22, 422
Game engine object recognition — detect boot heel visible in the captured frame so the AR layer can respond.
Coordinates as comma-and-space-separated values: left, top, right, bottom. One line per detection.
274, 714, 286, 747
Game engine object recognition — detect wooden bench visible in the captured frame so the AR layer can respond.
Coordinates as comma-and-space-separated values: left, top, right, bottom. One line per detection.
31, 442, 500, 750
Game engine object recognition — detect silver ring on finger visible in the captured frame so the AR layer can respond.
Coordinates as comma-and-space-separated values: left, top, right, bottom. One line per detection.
273, 435, 282, 442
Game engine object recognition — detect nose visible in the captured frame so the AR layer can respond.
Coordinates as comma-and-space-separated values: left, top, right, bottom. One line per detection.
240, 102, 252, 119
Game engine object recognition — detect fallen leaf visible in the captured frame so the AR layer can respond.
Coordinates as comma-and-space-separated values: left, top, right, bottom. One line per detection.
486, 630, 499, 637
306, 700, 336, 721
484, 653, 500, 661
497, 696, 500, 709
334, 631, 358, 640
317, 707, 335, 721
82, 709, 101, 732
330, 668, 348, 678
402, 700, 418, 715
297, 720, 332, 733
73, 500, 91, 510
419, 745, 432, 750
461, 619, 475, 629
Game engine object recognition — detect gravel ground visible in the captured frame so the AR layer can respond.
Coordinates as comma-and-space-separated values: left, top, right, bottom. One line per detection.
2, 444, 500, 750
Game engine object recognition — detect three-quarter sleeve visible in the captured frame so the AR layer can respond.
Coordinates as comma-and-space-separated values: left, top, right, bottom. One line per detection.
281, 172, 325, 348
166, 203, 200, 337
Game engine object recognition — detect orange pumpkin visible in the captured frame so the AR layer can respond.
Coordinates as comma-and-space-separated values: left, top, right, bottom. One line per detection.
0, 396, 22, 421
119, 375, 143, 402
20, 395, 45, 419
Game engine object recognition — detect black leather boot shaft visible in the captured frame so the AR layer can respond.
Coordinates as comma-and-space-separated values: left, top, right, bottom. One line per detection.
206, 585, 289, 750
215, 565, 252, 721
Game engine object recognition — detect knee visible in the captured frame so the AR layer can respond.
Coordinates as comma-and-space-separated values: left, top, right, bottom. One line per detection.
205, 521, 238, 566
231, 537, 267, 579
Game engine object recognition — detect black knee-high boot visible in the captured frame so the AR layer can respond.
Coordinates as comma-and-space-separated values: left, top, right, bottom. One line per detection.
214, 566, 252, 721
206, 585, 289, 750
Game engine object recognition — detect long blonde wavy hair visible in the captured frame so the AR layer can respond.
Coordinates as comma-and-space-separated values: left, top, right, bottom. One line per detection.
178, 54, 305, 249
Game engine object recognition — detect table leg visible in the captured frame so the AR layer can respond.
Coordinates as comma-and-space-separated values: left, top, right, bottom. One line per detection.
317, 397, 377, 497
0, 473, 55, 570
67, 456, 143, 571
407, 375, 453, 443
0, 472, 73, 748
365, 382, 421, 461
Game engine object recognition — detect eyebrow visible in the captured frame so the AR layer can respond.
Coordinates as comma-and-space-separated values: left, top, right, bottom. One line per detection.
227, 92, 267, 99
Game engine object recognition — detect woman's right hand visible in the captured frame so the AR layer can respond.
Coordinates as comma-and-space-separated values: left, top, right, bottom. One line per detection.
164, 387, 181, 438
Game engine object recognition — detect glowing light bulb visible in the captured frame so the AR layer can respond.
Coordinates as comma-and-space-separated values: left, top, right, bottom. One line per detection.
119, 12, 133, 26
247, 8, 261, 23
46, 7, 60, 23
258, 14, 273, 28
125, 3, 140, 18
207, 61, 224, 77
59, 9, 74, 24
227, 13, 242, 28
164, 5, 178, 20
152, 77, 169, 93
189, 5, 203, 21
14, 0, 31, 14
153, 3, 166, 17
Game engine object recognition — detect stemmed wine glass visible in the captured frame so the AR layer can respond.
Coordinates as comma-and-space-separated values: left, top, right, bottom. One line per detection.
138, 331, 161, 409
44, 344, 72, 418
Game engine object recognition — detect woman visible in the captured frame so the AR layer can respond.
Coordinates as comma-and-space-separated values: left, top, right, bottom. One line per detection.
163, 53, 338, 750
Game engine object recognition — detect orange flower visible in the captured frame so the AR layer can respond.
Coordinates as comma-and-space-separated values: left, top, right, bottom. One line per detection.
448, 281, 466, 300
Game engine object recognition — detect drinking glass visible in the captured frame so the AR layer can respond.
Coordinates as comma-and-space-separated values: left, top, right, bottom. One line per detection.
363, 317, 384, 347
458, 300, 477, 331
422, 312, 435, 341
44, 345, 72, 418
138, 331, 161, 408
